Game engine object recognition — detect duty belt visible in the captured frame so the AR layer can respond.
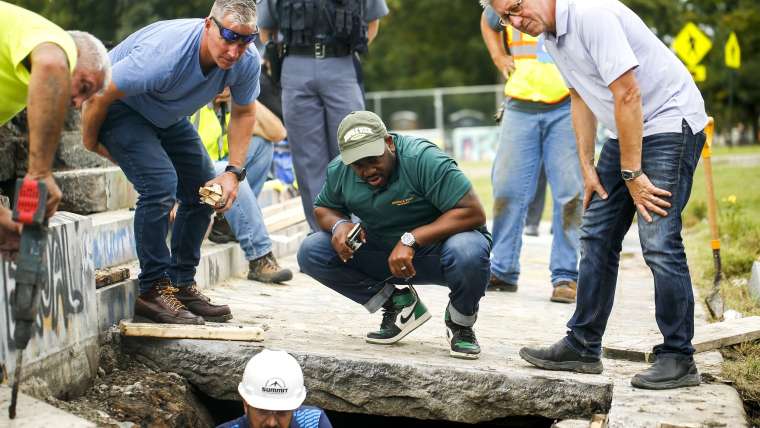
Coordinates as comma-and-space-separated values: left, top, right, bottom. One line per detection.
285, 42, 352, 59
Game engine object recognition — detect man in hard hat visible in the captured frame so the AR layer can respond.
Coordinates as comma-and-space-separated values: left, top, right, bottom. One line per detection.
218, 349, 332, 428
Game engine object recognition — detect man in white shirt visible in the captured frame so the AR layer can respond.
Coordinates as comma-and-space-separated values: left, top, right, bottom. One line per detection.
483, 0, 708, 390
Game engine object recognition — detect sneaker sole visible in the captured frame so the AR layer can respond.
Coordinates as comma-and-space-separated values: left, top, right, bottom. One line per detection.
630, 373, 700, 390
450, 349, 480, 360
519, 348, 603, 374
489, 284, 518, 292
366, 311, 432, 345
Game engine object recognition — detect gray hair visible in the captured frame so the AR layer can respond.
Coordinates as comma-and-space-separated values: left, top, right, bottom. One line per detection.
210, 0, 257, 27
67, 31, 111, 89
479, 0, 492, 8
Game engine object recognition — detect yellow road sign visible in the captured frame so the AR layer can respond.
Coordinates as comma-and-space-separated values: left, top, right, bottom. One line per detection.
688, 64, 707, 82
725, 32, 741, 69
673, 22, 712, 66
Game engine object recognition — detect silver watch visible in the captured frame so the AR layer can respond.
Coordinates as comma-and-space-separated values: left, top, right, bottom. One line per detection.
621, 169, 643, 181
400, 232, 417, 249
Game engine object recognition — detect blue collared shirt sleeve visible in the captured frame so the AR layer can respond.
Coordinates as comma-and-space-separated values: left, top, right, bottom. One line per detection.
110, 44, 172, 96
365, 0, 389, 22
577, 6, 639, 87
484, 6, 502, 32
257, 0, 277, 29
229, 49, 261, 106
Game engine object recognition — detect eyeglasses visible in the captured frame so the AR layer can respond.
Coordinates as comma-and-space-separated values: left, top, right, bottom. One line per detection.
211, 16, 258, 44
498, 0, 524, 27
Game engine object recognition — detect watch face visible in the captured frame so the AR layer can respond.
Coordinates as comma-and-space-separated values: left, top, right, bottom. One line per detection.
401, 232, 415, 246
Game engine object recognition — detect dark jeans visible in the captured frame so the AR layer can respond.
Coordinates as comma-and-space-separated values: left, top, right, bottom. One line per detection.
297, 230, 491, 327
100, 101, 215, 293
566, 120, 705, 358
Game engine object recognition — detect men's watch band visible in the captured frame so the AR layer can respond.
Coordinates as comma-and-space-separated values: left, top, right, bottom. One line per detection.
224, 165, 247, 182
621, 169, 643, 181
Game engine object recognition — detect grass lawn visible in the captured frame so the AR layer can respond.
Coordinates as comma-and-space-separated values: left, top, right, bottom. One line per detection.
461, 153, 760, 424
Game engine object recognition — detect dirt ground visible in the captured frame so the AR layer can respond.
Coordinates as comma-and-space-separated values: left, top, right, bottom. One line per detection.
22, 336, 215, 428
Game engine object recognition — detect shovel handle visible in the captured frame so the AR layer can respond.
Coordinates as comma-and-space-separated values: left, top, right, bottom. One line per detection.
702, 117, 720, 246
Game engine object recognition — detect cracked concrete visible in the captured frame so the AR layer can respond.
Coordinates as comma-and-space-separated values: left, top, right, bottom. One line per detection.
123, 224, 747, 426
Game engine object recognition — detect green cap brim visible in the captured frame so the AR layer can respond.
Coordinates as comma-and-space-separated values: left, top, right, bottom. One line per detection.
340, 137, 386, 165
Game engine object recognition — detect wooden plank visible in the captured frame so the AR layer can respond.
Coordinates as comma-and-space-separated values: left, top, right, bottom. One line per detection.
604, 316, 760, 362
95, 267, 130, 289
119, 321, 264, 342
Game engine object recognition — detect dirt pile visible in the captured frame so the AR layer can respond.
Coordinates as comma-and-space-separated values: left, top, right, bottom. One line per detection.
24, 338, 215, 428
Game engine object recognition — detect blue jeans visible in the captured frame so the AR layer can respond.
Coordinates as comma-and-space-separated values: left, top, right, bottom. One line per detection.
491, 101, 583, 285
214, 136, 274, 260
566, 120, 706, 358
297, 230, 491, 327
100, 101, 215, 293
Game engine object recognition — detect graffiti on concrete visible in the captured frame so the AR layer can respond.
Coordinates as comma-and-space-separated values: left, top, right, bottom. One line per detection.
2, 221, 92, 352
91, 225, 136, 269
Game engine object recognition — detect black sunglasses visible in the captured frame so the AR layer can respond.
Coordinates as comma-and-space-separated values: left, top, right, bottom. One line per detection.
211, 16, 258, 44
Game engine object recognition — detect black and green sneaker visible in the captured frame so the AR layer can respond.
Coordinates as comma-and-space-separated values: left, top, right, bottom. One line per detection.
366, 286, 431, 345
445, 310, 481, 359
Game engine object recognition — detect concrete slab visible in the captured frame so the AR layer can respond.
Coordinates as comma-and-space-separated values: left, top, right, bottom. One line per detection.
0, 385, 95, 427
122, 223, 748, 425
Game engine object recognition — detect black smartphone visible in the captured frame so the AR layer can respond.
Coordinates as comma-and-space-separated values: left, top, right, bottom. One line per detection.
346, 223, 363, 251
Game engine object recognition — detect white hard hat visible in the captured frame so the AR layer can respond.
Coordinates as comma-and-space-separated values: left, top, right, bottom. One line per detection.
238, 349, 307, 411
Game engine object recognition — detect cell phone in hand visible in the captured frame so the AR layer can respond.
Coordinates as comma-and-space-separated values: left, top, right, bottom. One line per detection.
345, 223, 363, 252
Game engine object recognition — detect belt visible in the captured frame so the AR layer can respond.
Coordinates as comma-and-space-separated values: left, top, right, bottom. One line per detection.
285, 43, 352, 59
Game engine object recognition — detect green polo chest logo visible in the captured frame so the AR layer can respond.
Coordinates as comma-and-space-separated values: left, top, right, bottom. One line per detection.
392, 196, 416, 206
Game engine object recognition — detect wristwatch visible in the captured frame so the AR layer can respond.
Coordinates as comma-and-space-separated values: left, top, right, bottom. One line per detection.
400, 232, 418, 250
224, 164, 247, 182
621, 169, 643, 181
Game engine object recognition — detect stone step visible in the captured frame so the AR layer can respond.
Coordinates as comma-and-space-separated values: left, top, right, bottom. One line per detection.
95, 216, 309, 333
54, 167, 136, 214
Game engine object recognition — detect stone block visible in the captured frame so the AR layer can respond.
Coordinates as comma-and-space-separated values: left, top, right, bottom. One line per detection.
0, 211, 99, 398
54, 167, 136, 214
750, 261, 760, 301
89, 210, 137, 269
96, 278, 138, 333
55, 131, 111, 170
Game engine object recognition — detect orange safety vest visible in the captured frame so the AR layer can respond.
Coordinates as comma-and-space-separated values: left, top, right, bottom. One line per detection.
503, 27, 569, 104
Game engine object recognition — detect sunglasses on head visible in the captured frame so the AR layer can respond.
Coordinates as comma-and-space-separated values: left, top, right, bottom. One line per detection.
211, 16, 258, 44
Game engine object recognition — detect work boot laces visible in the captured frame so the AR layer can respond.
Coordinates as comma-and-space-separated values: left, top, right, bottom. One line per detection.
157, 286, 186, 312
256, 253, 281, 274
185, 284, 211, 303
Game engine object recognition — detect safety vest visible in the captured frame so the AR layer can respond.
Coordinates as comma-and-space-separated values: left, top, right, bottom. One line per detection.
191, 105, 230, 161
503, 27, 569, 104
275, 0, 368, 53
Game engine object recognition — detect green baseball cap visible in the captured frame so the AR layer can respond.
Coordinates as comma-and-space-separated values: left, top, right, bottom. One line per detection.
337, 111, 388, 165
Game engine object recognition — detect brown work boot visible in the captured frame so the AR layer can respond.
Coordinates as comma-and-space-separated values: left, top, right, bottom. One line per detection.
175, 283, 233, 322
247, 252, 293, 283
488, 275, 518, 292
551, 280, 577, 303
134, 278, 204, 324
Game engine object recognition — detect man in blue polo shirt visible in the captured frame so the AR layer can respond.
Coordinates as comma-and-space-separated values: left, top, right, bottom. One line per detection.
485, 0, 708, 389
298, 111, 491, 359
82, 0, 261, 324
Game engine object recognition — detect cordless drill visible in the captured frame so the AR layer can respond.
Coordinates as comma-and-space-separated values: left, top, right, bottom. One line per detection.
8, 178, 48, 419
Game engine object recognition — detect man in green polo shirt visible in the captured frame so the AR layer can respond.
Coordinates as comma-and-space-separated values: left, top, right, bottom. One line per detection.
297, 111, 492, 359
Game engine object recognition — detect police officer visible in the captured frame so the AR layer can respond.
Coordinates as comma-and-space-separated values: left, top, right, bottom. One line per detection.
256, 0, 389, 231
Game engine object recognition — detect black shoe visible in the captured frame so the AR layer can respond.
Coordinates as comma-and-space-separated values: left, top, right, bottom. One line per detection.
519, 338, 603, 374
208, 215, 237, 244
630, 355, 700, 390
488, 275, 518, 292
366, 287, 431, 345
445, 310, 480, 360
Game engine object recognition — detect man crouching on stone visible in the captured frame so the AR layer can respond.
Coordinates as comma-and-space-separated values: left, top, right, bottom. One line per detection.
297, 111, 492, 359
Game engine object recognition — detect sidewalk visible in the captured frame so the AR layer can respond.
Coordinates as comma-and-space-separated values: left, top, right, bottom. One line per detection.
123, 224, 747, 426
